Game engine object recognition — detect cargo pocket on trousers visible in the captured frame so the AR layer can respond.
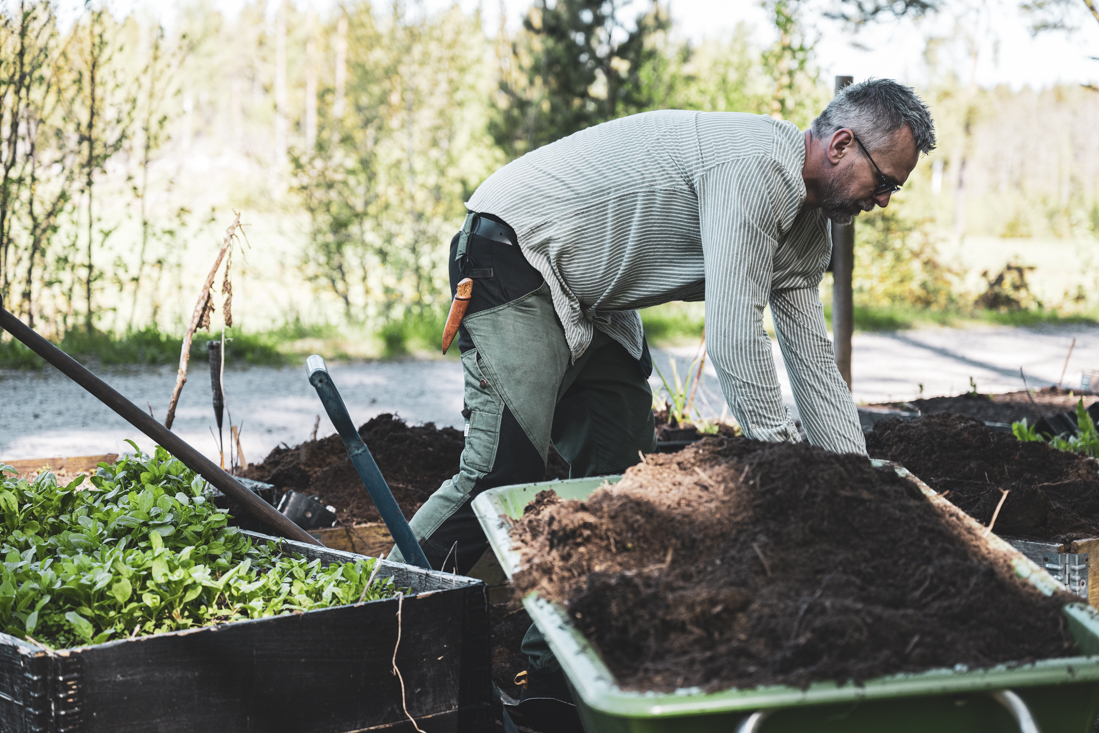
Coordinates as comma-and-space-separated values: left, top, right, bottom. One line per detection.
460, 349, 502, 474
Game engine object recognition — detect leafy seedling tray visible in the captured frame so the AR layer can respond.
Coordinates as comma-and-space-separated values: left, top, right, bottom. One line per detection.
0, 532, 492, 733
472, 467, 1099, 733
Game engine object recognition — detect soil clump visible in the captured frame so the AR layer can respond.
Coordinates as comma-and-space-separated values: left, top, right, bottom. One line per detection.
867, 413, 1099, 542
872, 386, 1097, 425
510, 438, 1077, 692
240, 413, 570, 525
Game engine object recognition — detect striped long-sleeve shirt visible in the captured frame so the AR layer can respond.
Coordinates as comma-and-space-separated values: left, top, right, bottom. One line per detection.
467, 110, 866, 455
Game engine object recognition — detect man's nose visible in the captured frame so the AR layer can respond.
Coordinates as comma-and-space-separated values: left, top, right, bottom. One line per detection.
874, 190, 893, 208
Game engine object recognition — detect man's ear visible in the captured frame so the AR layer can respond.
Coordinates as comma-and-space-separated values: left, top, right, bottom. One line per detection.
827, 128, 856, 166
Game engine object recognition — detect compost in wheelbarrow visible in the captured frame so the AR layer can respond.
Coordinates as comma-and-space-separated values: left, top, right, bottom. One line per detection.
506, 439, 1079, 693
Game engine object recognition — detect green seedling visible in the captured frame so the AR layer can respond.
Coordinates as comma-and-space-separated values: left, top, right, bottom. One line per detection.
1011, 400, 1099, 458
1012, 419, 1042, 442
0, 444, 398, 649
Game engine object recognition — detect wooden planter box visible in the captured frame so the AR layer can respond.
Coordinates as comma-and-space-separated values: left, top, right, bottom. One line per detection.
0, 532, 493, 733
4, 454, 119, 478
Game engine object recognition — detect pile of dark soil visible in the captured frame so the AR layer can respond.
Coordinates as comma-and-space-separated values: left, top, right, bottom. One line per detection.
866, 413, 1099, 542
510, 438, 1077, 692
239, 413, 571, 525
872, 386, 1097, 425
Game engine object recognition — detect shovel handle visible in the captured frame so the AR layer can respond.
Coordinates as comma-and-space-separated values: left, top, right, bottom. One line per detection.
306, 356, 432, 569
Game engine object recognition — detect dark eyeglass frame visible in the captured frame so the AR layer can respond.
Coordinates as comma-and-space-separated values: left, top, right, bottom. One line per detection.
851, 133, 902, 196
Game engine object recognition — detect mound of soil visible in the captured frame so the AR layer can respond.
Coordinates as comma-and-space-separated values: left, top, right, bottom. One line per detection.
872, 386, 1098, 425
239, 413, 571, 525
866, 413, 1099, 543
510, 438, 1076, 692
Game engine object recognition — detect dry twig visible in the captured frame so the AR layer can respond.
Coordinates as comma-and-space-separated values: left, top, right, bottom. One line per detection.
232, 425, 247, 469
752, 542, 772, 576
1059, 338, 1076, 389
392, 594, 426, 733
311, 414, 320, 442
686, 330, 707, 416
164, 212, 242, 429
358, 558, 382, 604
985, 489, 1011, 537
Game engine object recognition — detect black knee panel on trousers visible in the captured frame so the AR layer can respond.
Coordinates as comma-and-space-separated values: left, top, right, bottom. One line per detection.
421, 402, 549, 575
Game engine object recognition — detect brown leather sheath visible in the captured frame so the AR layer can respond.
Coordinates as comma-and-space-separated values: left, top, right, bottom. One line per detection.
442, 278, 473, 354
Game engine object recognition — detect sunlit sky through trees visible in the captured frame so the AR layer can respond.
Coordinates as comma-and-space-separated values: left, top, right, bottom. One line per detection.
58, 0, 1099, 91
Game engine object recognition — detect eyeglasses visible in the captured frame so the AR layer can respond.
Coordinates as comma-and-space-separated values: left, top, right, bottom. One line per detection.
852, 133, 902, 196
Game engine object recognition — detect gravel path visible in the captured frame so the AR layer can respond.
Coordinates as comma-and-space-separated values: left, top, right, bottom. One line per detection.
4, 323, 1098, 464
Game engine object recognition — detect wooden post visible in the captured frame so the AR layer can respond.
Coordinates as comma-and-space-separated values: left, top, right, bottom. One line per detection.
831, 75, 855, 391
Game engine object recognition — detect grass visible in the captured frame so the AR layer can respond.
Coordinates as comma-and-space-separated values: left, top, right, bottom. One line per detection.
5, 300, 1096, 369
0, 326, 287, 370
0, 309, 456, 370
821, 303, 1099, 332
640, 303, 705, 346
638, 300, 1099, 350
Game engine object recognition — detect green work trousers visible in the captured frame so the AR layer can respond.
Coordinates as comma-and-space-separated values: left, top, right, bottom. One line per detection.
390, 215, 657, 673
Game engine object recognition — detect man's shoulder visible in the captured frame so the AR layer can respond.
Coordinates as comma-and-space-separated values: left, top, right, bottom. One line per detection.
693, 114, 802, 174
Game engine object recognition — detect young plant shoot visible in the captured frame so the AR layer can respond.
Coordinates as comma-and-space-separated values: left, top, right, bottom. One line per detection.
0, 444, 396, 649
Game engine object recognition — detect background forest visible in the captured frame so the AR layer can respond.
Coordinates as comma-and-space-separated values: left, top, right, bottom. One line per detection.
0, 0, 1098, 366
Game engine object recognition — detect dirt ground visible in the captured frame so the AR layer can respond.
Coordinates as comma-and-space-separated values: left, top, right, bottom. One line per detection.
866, 413, 1099, 543
239, 413, 570, 525
871, 386, 1099, 424
509, 438, 1076, 692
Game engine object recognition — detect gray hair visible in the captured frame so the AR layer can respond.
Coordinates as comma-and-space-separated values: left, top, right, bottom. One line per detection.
810, 78, 936, 156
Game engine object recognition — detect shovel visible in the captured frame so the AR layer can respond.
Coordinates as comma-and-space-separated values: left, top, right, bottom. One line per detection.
306, 355, 431, 569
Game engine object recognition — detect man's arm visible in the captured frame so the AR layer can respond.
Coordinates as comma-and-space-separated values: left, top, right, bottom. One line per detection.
770, 286, 867, 455
699, 157, 800, 444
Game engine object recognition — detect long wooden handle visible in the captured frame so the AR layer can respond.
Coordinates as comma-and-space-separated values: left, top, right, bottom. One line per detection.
442, 278, 473, 355
0, 299, 322, 546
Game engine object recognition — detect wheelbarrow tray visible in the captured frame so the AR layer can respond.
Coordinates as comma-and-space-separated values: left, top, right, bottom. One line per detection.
0, 531, 492, 733
471, 464, 1099, 733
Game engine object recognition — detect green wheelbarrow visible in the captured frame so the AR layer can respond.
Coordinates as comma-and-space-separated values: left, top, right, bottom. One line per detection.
471, 464, 1099, 733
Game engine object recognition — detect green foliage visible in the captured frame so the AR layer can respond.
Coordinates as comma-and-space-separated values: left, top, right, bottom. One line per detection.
379, 306, 449, 358
653, 357, 702, 427
291, 3, 490, 326
974, 260, 1042, 312
640, 303, 705, 345
1011, 401, 1099, 458
0, 446, 395, 648
759, 0, 824, 127
0, 327, 286, 369
1012, 419, 1041, 442
490, 0, 675, 157
852, 208, 959, 311
1048, 401, 1099, 458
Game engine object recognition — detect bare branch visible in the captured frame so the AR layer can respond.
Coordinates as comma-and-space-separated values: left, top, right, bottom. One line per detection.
164, 213, 241, 430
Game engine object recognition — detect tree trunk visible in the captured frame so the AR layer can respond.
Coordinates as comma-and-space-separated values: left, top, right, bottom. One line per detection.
274, 1, 287, 165
305, 13, 317, 151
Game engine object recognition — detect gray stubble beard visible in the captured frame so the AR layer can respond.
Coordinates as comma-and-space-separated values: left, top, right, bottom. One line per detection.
820, 164, 873, 226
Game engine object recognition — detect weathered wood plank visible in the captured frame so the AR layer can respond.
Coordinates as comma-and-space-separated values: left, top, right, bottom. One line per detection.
4, 454, 118, 478
0, 533, 492, 732
309, 523, 394, 557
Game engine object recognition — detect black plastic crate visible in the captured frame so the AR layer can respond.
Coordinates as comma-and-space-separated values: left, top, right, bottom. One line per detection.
0, 532, 492, 733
